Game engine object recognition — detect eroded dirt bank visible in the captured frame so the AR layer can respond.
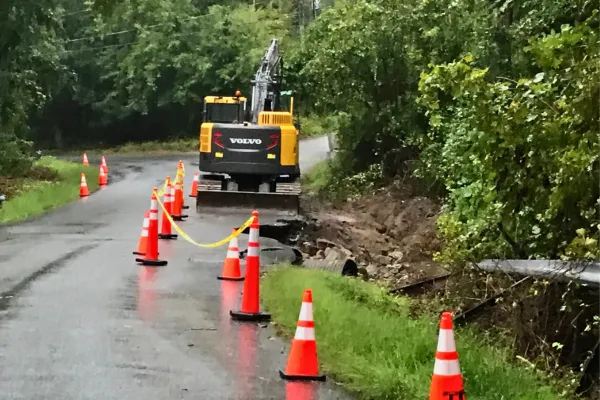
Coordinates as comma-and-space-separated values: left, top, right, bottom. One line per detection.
296, 184, 447, 289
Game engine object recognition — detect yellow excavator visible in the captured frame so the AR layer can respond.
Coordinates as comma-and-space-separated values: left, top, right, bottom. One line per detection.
195, 39, 301, 213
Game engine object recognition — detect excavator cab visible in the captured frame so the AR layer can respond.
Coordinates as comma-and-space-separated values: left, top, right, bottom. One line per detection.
203, 93, 248, 123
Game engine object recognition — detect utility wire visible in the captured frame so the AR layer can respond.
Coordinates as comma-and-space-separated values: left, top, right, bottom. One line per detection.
61, 9, 93, 17
65, 14, 209, 44
63, 30, 203, 55
63, 1, 282, 45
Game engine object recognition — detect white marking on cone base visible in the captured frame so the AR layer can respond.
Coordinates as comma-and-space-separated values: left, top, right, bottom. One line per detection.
141, 230, 149, 237
433, 359, 461, 376
298, 302, 313, 322
143, 218, 150, 228
436, 329, 457, 352
248, 246, 259, 257
150, 199, 158, 211
294, 327, 315, 341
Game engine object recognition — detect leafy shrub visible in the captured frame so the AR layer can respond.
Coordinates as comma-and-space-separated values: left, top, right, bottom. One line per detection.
0, 134, 34, 177
417, 15, 599, 264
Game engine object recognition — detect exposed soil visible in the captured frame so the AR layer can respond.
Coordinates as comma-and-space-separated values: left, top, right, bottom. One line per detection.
298, 183, 447, 288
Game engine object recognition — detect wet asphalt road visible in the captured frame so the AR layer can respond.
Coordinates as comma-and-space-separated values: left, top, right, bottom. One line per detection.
0, 136, 351, 400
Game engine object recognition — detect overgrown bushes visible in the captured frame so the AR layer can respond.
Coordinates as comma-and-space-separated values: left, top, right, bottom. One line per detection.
417, 14, 599, 264
289, 0, 599, 264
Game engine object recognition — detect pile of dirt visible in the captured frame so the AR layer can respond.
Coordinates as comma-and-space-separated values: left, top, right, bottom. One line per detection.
27, 165, 60, 181
298, 185, 446, 288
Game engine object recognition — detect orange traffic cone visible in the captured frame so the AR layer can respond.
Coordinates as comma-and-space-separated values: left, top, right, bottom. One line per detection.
217, 228, 244, 281
230, 211, 270, 322
98, 165, 107, 186
79, 173, 89, 197
133, 211, 150, 256
429, 312, 465, 400
100, 155, 108, 173
176, 161, 189, 209
189, 172, 199, 198
171, 180, 188, 221
180, 187, 189, 210
135, 188, 168, 267
279, 289, 326, 381
82, 153, 89, 166
159, 177, 177, 240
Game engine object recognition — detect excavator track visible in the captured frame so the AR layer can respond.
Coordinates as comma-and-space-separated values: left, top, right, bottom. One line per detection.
195, 178, 301, 215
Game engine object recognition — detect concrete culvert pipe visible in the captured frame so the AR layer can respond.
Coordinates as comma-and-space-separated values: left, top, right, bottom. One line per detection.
300, 258, 359, 277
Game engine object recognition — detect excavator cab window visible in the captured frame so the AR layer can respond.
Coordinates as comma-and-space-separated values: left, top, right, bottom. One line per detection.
204, 101, 245, 123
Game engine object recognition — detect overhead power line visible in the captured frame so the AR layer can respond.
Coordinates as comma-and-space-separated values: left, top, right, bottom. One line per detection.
63, 30, 202, 55
65, 14, 208, 44
61, 9, 93, 17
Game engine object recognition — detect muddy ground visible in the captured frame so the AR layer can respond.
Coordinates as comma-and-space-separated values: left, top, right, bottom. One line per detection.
297, 184, 447, 289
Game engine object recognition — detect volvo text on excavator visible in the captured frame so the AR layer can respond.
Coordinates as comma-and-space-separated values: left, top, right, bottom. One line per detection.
195, 38, 301, 214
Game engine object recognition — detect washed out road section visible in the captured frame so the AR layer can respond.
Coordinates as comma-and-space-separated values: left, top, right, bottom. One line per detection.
0, 136, 350, 399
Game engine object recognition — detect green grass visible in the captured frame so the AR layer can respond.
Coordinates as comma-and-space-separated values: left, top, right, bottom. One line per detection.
262, 267, 567, 400
105, 137, 198, 154
298, 114, 340, 138
301, 159, 332, 194
0, 157, 100, 223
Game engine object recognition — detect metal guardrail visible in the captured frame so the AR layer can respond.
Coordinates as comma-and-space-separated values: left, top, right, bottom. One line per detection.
477, 259, 600, 288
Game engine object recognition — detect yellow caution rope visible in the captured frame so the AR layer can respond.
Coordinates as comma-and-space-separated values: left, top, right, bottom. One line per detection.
157, 163, 185, 196
157, 179, 169, 197
152, 189, 255, 248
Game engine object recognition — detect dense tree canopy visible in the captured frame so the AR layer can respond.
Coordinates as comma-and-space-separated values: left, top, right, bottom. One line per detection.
35, 0, 290, 148
0, 0, 296, 155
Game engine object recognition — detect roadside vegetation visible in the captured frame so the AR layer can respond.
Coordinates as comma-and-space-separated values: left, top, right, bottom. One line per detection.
47, 138, 200, 157
290, 1, 599, 266
297, 114, 340, 138
301, 160, 332, 195
290, 2, 598, 395
262, 266, 566, 400
0, 157, 99, 223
